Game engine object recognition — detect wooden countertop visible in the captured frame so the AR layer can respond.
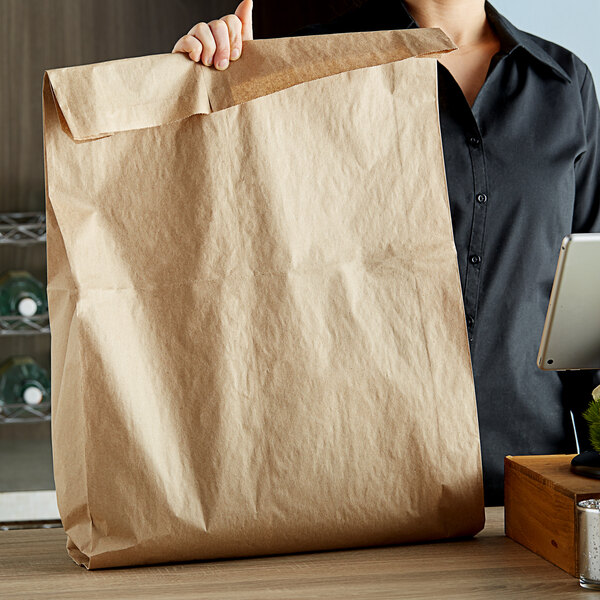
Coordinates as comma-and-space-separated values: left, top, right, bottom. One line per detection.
0, 507, 593, 599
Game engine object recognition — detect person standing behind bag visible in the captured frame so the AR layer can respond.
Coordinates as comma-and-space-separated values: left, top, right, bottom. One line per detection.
173, 0, 600, 506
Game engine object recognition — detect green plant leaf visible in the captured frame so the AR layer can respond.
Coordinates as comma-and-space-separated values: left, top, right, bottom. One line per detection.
584, 398, 600, 453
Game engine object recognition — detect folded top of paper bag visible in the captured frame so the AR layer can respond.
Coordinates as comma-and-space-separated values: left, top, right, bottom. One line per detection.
45, 28, 455, 142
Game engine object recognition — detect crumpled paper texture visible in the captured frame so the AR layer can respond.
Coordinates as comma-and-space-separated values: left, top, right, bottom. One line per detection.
43, 28, 485, 569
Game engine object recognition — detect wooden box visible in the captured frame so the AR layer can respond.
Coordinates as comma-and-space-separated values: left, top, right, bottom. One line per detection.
505, 454, 600, 576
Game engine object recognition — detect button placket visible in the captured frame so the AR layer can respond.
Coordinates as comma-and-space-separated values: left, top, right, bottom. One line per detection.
462, 131, 489, 342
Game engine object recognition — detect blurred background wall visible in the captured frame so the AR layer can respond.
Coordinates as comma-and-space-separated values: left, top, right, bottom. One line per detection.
493, 0, 600, 86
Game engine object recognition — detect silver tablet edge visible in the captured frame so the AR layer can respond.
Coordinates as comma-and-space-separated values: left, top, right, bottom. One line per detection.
537, 234, 572, 371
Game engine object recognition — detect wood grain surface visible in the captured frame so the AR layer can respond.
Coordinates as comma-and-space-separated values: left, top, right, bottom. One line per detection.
505, 455, 578, 576
505, 454, 600, 578
0, 507, 592, 599
506, 454, 600, 497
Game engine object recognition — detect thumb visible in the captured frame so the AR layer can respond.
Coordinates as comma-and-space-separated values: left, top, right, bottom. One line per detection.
235, 0, 253, 41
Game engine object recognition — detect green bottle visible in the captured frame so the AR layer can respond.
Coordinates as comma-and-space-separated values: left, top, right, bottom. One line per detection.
0, 357, 50, 410
0, 270, 48, 317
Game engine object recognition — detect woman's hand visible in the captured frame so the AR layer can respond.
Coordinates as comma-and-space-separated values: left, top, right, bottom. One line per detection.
172, 0, 253, 70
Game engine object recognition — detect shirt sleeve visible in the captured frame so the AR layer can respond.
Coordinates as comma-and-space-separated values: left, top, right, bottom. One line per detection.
568, 66, 600, 417
572, 66, 600, 234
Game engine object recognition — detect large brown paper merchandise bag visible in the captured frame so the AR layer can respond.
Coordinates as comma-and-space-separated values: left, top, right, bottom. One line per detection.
43, 28, 485, 569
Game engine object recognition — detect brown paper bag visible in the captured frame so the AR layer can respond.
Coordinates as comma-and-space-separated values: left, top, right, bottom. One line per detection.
43, 28, 484, 569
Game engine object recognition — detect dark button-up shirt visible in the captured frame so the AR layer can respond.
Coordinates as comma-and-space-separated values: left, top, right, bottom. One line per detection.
295, 0, 600, 504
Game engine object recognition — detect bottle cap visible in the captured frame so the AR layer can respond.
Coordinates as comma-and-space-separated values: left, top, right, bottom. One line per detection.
18, 298, 38, 317
23, 386, 44, 406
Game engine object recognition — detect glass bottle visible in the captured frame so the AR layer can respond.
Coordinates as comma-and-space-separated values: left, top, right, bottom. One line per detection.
0, 270, 47, 317
0, 356, 51, 412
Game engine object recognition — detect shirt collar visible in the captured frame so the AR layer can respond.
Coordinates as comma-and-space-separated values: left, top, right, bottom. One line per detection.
394, 0, 571, 83
484, 2, 571, 83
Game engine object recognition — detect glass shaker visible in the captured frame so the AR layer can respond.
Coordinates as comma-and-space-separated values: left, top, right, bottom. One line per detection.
578, 499, 600, 589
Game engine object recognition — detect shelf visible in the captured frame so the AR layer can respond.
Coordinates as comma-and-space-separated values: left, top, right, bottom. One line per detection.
0, 491, 59, 525
0, 401, 51, 425
0, 313, 52, 426
0, 212, 46, 245
0, 313, 50, 335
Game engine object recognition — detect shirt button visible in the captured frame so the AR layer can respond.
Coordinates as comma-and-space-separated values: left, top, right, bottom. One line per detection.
470, 255, 481, 265
468, 136, 481, 147
476, 193, 488, 204
467, 315, 475, 327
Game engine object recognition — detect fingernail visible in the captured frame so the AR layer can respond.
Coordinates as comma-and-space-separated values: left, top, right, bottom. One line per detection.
205, 56, 212, 66
231, 48, 240, 60
217, 59, 229, 70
